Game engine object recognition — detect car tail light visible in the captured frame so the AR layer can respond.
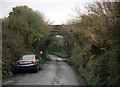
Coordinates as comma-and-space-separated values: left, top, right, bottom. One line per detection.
16, 61, 18, 65
31, 60, 36, 64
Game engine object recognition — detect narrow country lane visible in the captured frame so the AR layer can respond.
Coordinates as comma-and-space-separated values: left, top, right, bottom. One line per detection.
2, 55, 85, 86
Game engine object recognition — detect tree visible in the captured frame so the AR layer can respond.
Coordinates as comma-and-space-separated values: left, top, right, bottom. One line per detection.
67, 1, 120, 86
2, 6, 50, 78
8, 6, 49, 52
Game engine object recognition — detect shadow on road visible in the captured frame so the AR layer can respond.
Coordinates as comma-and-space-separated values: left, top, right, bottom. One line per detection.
16, 70, 37, 74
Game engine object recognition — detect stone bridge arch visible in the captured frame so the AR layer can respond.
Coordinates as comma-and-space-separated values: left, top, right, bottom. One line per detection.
38, 25, 75, 58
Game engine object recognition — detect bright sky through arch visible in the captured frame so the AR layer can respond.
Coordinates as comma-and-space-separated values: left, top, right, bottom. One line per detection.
0, 0, 115, 25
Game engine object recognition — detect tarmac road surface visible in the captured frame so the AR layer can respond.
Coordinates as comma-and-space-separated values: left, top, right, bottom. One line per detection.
2, 55, 85, 86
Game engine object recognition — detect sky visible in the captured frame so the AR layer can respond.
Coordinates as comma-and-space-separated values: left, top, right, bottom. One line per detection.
0, 0, 117, 24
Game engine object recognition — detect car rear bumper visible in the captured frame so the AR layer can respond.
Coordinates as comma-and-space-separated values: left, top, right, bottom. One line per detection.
17, 64, 37, 70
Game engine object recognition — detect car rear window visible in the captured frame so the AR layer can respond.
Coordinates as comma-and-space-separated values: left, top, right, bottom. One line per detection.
20, 55, 35, 60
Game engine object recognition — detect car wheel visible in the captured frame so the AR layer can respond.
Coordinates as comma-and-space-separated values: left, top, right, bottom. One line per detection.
17, 68, 23, 73
35, 65, 39, 72
39, 65, 41, 70
39, 64, 43, 70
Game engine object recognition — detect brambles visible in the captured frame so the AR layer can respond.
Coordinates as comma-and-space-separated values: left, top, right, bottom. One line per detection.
68, 1, 120, 86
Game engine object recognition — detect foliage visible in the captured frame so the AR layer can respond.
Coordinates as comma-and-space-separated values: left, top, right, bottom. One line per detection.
8, 6, 49, 50
2, 6, 49, 78
67, 1, 120, 86
47, 35, 68, 58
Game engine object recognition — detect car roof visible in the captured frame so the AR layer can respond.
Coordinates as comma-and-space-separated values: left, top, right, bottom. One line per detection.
22, 54, 35, 56
21, 54, 35, 58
